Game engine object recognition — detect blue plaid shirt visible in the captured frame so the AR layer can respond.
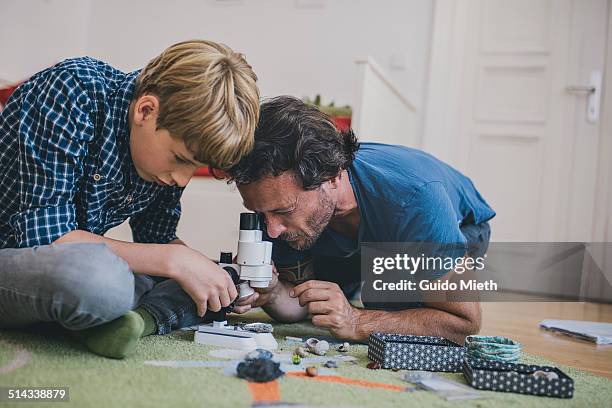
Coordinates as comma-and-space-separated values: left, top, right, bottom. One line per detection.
0, 57, 183, 248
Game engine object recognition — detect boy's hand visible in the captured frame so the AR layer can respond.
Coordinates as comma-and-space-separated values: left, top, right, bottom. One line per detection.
168, 245, 238, 317
232, 265, 279, 314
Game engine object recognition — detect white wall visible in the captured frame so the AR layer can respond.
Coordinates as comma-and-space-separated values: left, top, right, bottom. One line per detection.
1, 0, 434, 254
1, 0, 432, 110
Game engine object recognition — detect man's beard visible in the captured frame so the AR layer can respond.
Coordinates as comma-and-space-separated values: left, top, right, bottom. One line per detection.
280, 191, 335, 250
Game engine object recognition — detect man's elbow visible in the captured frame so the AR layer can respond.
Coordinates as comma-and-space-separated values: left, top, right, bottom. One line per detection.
454, 305, 481, 344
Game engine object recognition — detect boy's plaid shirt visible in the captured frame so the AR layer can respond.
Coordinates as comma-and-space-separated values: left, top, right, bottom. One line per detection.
0, 58, 183, 248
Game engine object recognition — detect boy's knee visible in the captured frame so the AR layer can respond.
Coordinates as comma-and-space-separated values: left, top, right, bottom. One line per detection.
41, 243, 135, 328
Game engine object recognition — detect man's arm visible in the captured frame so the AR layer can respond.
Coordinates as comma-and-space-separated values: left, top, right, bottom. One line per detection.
291, 272, 481, 345
350, 301, 480, 345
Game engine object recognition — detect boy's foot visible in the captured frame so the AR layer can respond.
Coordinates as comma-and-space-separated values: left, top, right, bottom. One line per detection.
73, 311, 145, 359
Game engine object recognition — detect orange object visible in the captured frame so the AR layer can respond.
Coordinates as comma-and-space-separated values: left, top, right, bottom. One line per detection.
247, 380, 281, 403
286, 372, 406, 392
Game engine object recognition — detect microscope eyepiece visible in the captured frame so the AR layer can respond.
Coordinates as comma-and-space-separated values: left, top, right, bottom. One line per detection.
239, 212, 260, 231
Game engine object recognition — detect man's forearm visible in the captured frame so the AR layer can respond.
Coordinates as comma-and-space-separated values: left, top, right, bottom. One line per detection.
262, 280, 308, 323
53, 229, 179, 278
352, 302, 481, 344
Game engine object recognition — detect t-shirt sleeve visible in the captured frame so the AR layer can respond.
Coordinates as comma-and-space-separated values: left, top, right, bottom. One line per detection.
394, 181, 468, 278
8, 69, 94, 247
129, 187, 183, 244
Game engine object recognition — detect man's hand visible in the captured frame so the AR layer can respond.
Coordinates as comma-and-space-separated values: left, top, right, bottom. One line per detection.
232, 265, 279, 314
167, 245, 238, 317
290, 280, 362, 340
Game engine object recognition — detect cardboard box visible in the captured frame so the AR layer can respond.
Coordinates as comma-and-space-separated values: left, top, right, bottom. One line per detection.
368, 333, 466, 372
463, 358, 574, 398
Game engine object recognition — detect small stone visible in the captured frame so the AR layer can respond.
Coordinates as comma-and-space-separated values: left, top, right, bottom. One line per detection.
306, 338, 329, 356
237, 358, 284, 382
367, 361, 381, 370
242, 322, 273, 333
337, 342, 350, 353
306, 366, 318, 377
292, 354, 301, 365
295, 346, 308, 358
324, 360, 338, 369
245, 348, 273, 361
392, 367, 400, 372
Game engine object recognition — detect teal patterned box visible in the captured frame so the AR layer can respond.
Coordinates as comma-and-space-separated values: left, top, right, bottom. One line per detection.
367, 333, 466, 372
463, 359, 574, 398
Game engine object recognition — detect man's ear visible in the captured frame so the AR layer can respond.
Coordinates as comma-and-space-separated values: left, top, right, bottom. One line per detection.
327, 173, 342, 190
132, 94, 160, 126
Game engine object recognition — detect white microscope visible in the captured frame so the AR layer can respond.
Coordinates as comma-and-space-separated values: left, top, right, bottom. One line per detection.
219, 212, 274, 299
194, 212, 278, 350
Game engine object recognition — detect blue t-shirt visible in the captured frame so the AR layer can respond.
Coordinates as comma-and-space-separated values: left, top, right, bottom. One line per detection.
269, 142, 495, 285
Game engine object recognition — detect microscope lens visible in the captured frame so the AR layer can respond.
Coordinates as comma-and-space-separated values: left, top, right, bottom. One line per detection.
239, 212, 260, 231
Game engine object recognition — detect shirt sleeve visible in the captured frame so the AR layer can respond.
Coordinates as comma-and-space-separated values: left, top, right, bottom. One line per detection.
394, 181, 468, 278
9, 69, 95, 247
129, 187, 183, 244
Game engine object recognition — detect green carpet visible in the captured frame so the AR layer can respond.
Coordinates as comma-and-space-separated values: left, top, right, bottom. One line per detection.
1, 311, 611, 408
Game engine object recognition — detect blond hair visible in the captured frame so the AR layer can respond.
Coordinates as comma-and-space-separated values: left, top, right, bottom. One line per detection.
135, 40, 259, 170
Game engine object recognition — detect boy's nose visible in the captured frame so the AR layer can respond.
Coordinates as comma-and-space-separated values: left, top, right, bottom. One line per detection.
172, 170, 193, 188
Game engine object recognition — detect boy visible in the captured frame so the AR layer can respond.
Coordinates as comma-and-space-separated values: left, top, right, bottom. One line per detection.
0, 40, 260, 358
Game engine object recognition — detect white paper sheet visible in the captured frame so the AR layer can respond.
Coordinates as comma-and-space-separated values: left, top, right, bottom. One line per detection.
540, 319, 612, 345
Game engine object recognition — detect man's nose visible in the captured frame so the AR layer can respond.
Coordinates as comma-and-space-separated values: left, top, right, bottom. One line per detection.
265, 216, 287, 239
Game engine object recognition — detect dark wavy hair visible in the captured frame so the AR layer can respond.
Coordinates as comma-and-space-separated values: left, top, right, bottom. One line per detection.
226, 96, 359, 189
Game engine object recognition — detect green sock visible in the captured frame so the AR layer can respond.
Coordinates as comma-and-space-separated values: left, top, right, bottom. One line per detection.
134, 307, 157, 337
73, 311, 145, 359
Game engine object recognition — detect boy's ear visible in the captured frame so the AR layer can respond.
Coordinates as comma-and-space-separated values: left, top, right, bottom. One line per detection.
133, 94, 160, 125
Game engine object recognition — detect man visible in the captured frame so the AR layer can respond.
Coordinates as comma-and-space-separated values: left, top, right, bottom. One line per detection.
230, 96, 495, 345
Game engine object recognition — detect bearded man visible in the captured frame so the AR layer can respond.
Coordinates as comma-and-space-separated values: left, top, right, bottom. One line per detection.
229, 96, 495, 344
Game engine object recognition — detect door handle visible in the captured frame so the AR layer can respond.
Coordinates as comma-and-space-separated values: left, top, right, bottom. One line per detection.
565, 70, 602, 123
565, 85, 596, 94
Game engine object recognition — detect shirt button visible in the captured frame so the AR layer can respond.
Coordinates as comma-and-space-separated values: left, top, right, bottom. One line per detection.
126, 194, 133, 203
93, 173, 102, 182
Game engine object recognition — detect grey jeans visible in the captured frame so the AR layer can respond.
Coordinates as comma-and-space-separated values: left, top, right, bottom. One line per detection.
0, 242, 217, 334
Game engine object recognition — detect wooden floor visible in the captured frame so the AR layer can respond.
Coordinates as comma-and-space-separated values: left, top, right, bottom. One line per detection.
480, 302, 612, 379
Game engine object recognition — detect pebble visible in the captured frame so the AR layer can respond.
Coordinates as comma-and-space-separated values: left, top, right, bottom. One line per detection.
237, 358, 284, 382
242, 322, 274, 334
367, 361, 381, 370
245, 348, 274, 361
306, 338, 330, 356
324, 360, 338, 369
306, 366, 318, 377
337, 342, 350, 353
294, 346, 308, 358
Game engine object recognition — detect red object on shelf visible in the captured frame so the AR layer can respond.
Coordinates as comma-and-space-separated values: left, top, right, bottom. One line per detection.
332, 115, 352, 132
0, 83, 21, 109
193, 167, 213, 177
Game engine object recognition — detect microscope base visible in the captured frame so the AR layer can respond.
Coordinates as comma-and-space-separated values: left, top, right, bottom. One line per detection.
194, 321, 278, 350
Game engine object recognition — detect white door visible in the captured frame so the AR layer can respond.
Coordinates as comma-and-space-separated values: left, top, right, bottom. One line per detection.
424, 0, 609, 242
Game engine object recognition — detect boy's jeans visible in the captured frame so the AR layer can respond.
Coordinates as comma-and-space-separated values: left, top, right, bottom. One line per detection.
0, 242, 208, 334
